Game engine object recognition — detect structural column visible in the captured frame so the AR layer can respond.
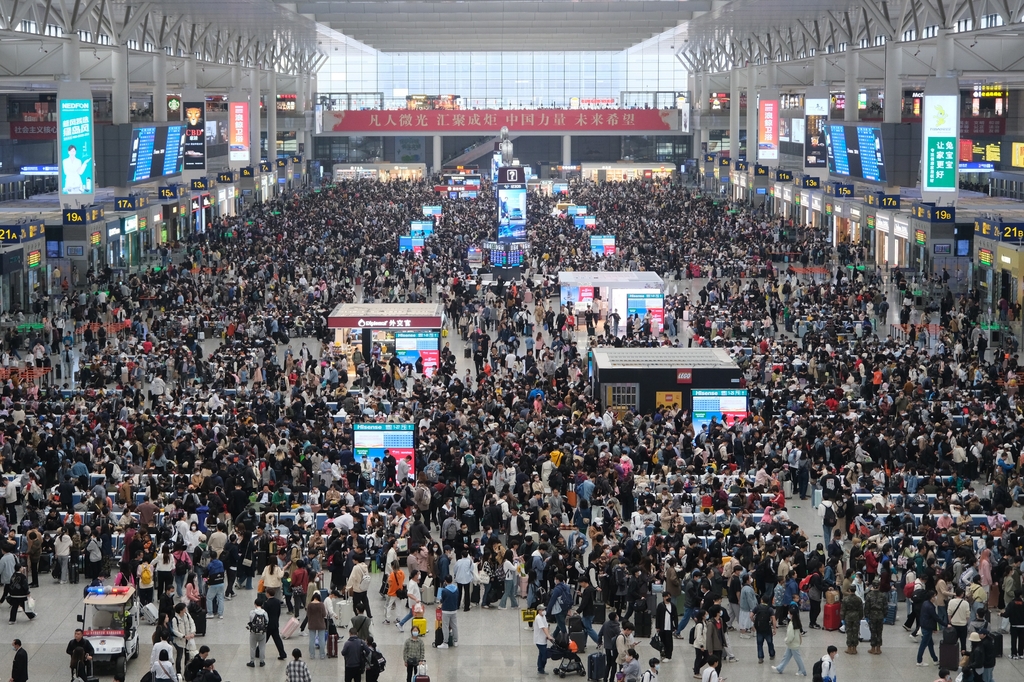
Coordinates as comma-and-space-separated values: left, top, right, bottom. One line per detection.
153, 50, 167, 122
267, 71, 278, 161
562, 135, 571, 168
844, 49, 859, 122
814, 53, 827, 87
111, 43, 130, 125
729, 68, 740, 158
249, 68, 261, 161
883, 42, 902, 124
184, 55, 197, 90
746, 64, 757, 161
432, 135, 442, 173
63, 34, 81, 82
934, 29, 955, 77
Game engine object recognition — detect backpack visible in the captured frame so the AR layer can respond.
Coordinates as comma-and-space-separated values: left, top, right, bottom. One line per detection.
754, 605, 772, 631
366, 650, 386, 674
823, 504, 837, 528
688, 625, 697, 644
799, 574, 813, 592
247, 612, 268, 634
175, 552, 189, 576
903, 581, 916, 599
812, 659, 824, 682
614, 565, 628, 591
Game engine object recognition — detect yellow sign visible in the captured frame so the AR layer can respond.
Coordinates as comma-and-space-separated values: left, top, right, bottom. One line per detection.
1013, 142, 1024, 168
656, 391, 683, 409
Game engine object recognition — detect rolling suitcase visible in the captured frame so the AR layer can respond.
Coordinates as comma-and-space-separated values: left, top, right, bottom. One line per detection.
464, 347, 471, 359
326, 633, 339, 658
69, 560, 80, 584
570, 631, 588, 653
519, 576, 529, 599
592, 595, 606, 626
858, 619, 871, 642
587, 652, 606, 682
142, 603, 159, 625
568, 615, 584, 633
192, 606, 207, 636
634, 610, 652, 638
281, 616, 300, 639
990, 631, 1003, 657
884, 600, 897, 626
463, 509, 479, 534
939, 642, 959, 670
823, 602, 841, 631
412, 617, 428, 636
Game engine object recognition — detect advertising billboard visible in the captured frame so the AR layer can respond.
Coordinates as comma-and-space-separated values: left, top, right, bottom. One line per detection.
922, 94, 959, 192
757, 99, 779, 161
58, 98, 94, 196
590, 235, 616, 255
182, 101, 206, 170
127, 126, 186, 183
229, 102, 250, 162
395, 331, 440, 377
691, 389, 748, 433
497, 166, 527, 241
352, 423, 415, 480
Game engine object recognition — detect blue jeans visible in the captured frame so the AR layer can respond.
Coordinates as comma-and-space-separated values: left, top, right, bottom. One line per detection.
309, 629, 326, 659
675, 606, 695, 636
206, 583, 225, 617
174, 573, 186, 598
536, 643, 548, 673
775, 647, 805, 674
756, 632, 776, 661
552, 611, 567, 639
917, 628, 937, 663
581, 616, 600, 644
499, 578, 518, 609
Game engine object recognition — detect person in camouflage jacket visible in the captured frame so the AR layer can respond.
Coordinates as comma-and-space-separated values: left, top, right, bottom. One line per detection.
863, 582, 888, 654
840, 586, 863, 654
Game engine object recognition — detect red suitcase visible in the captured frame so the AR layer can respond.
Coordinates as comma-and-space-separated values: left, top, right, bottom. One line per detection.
326, 633, 339, 659
415, 677, 430, 682
823, 602, 841, 631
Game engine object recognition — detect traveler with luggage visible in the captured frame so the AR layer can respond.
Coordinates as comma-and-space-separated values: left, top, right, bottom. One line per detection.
403, 629, 426, 682
306, 592, 328, 660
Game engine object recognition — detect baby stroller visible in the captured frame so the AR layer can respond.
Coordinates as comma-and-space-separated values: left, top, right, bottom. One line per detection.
550, 632, 585, 678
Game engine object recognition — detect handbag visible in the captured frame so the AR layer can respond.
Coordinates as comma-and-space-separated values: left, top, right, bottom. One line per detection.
396, 538, 409, 553
650, 633, 663, 651
25, 597, 35, 615
417, 663, 428, 676
257, 579, 265, 593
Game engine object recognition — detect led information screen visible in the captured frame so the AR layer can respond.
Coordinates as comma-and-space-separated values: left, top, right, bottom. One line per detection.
410, 220, 434, 237
691, 389, 748, 433
229, 102, 250, 162
560, 285, 595, 304
398, 235, 425, 253
574, 215, 597, 229
58, 98, 94, 195
128, 126, 186, 183
826, 124, 887, 182
422, 205, 442, 217
352, 423, 415, 479
758, 98, 779, 161
489, 243, 524, 267
923, 94, 959, 192
979, 248, 994, 267
183, 101, 206, 170
395, 331, 440, 377
497, 166, 527, 241
590, 235, 616, 255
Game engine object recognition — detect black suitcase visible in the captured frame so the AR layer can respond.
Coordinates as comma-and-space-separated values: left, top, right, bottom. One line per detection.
593, 594, 606, 625
463, 509, 479, 534
587, 652, 606, 682
434, 622, 445, 647
192, 607, 207, 636
939, 642, 959, 670
464, 347, 471, 359
990, 631, 1003, 657
634, 610, 652, 638
570, 631, 588, 653
69, 560, 79, 584
568, 615, 584, 633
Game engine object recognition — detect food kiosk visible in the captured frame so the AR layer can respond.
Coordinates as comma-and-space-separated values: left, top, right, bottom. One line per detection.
327, 303, 444, 376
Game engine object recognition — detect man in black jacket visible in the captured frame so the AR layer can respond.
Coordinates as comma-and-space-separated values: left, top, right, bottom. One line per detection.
654, 593, 678, 661
10, 639, 26, 682
262, 590, 289, 660
577, 576, 600, 644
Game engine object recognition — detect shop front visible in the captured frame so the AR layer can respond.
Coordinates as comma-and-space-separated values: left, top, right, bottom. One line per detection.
808, 193, 824, 228
0, 249, 24, 313
215, 172, 239, 219
106, 218, 124, 269
326, 303, 444, 376
581, 162, 677, 183
558, 271, 665, 335
893, 214, 911, 269
332, 163, 427, 183
996, 244, 1023, 316
874, 211, 890, 267
121, 214, 141, 268
780, 185, 794, 220
909, 203, 957, 278
975, 238, 997, 306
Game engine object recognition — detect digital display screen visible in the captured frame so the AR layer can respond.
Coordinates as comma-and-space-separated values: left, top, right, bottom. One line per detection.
691, 389, 748, 434
422, 205, 442, 217
395, 331, 440, 377
553, 182, 569, 195
979, 248, 994, 267
567, 205, 588, 216
352, 423, 415, 480
590, 235, 616, 255
127, 125, 186, 183
574, 215, 597, 229
410, 220, 434, 237
560, 285, 595, 304
489, 245, 524, 267
398, 235, 425, 253
497, 185, 527, 241
826, 124, 887, 182
805, 114, 828, 167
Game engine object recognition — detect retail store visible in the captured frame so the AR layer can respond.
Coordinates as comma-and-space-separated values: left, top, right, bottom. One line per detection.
580, 162, 676, 182
326, 303, 444, 376
908, 203, 957, 277
332, 163, 427, 182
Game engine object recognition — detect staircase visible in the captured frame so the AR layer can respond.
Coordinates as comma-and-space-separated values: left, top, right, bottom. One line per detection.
443, 134, 519, 169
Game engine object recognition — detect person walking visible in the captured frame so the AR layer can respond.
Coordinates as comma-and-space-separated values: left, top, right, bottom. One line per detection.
284, 649, 312, 682
751, 595, 777, 664
818, 646, 838, 682
863, 582, 887, 654
916, 591, 939, 667
305, 592, 328, 660
947, 588, 971, 652
341, 628, 371, 682
263, 589, 289, 661
402, 629, 425, 682
534, 602, 552, 675
10, 639, 26, 682
436, 575, 459, 649
346, 556, 373, 620
840, 586, 863, 655
655, 592, 678, 661
577, 576, 601, 644
245, 598, 269, 668
691, 610, 708, 679
384, 561, 405, 624
1000, 590, 1024, 658
772, 605, 807, 676
597, 611, 622, 682
204, 551, 226, 620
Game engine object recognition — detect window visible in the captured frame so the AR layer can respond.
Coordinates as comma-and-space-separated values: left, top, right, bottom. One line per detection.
921, 25, 939, 38
605, 384, 639, 411
980, 13, 1003, 28
44, 24, 63, 37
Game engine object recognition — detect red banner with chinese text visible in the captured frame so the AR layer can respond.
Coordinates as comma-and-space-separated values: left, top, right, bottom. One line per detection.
11, 122, 57, 140
325, 109, 679, 134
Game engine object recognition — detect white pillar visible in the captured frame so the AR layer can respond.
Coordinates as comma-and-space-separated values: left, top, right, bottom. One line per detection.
267, 71, 278, 161
883, 42, 902, 124
746, 64, 757, 162
935, 29, 955, 78
766, 62, 777, 88
184, 55, 197, 90
844, 50, 859, 122
111, 43, 130, 125
249, 69, 261, 161
153, 50, 167, 122
700, 73, 711, 113
562, 135, 571, 167
729, 69, 740, 158
814, 53, 827, 87
63, 34, 81, 82
432, 135, 442, 173
231, 64, 241, 91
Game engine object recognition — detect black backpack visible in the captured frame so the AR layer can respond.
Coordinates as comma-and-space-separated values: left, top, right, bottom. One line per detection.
823, 504, 837, 528
754, 605, 772, 632
812, 659, 823, 682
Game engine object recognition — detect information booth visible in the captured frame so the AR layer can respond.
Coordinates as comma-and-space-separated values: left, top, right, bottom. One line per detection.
558, 271, 664, 335
327, 303, 444, 376
591, 348, 744, 417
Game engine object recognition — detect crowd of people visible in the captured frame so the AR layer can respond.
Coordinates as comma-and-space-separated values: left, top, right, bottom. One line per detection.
0, 173, 1016, 682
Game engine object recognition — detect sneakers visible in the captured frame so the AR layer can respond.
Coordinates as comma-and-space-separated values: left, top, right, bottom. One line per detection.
796, 673, 807, 677
396, 623, 404, 632
437, 644, 449, 649
771, 666, 782, 674
246, 662, 256, 668
916, 662, 928, 667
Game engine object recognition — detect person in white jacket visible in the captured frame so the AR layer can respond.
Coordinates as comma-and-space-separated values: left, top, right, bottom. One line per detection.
819, 646, 838, 682
818, 498, 839, 543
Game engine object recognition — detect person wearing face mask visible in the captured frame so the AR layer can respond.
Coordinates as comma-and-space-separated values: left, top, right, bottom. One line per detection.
640, 657, 660, 682
402, 628, 425, 682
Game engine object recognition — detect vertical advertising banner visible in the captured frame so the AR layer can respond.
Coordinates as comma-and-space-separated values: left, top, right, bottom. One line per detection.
182, 101, 206, 170
758, 99, 779, 161
923, 94, 959, 192
229, 102, 250, 162
58, 98, 94, 196
496, 166, 527, 242
804, 97, 829, 168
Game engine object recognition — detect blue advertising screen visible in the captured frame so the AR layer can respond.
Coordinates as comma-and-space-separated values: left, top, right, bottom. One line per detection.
422, 205, 442, 217
58, 98, 94, 195
410, 220, 434, 237
497, 185, 527, 241
691, 389, 748, 434
128, 125, 186, 183
567, 205, 588, 215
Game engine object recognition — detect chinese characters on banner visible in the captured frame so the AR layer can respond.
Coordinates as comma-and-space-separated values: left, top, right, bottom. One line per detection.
10, 123, 57, 140
758, 100, 779, 161
923, 94, 959, 192
326, 109, 679, 133
229, 102, 249, 162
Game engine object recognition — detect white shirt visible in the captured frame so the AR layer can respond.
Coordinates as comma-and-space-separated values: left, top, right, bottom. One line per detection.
700, 667, 719, 682
533, 613, 550, 646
